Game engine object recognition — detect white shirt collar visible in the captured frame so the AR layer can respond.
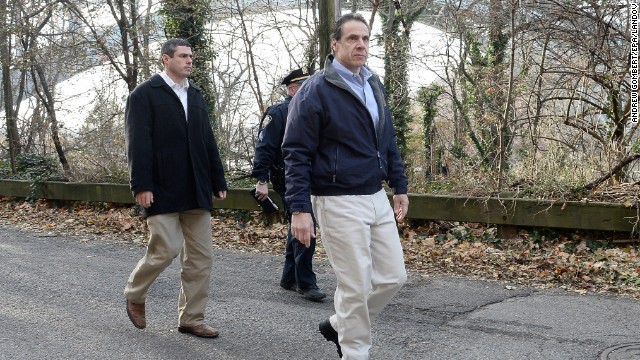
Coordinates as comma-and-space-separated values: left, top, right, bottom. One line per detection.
160, 71, 189, 90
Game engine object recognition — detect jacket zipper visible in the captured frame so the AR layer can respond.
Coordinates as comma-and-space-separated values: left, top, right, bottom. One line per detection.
327, 70, 385, 175
333, 147, 338, 182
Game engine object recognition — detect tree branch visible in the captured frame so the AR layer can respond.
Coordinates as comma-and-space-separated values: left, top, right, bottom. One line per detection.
584, 153, 640, 190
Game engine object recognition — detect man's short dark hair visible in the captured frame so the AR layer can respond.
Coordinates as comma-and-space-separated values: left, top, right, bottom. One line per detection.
331, 13, 369, 41
161, 38, 192, 58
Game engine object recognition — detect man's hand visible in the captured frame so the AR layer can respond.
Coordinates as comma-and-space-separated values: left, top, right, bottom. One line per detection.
214, 190, 227, 200
291, 212, 314, 248
393, 194, 409, 222
254, 182, 269, 201
135, 191, 154, 209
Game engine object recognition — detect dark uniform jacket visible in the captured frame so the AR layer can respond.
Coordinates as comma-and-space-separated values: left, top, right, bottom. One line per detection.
125, 74, 227, 217
251, 96, 292, 194
282, 55, 408, 214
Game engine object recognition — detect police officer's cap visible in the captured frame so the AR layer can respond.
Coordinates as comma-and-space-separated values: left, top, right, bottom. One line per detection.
281, 67, 314, 86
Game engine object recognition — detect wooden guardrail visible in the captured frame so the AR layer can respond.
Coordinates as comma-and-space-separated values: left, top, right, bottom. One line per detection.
0, 179, 637, 233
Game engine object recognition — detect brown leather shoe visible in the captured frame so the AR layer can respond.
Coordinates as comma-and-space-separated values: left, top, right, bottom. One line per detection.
126, 300, 146, 329
178, 324, 220, 338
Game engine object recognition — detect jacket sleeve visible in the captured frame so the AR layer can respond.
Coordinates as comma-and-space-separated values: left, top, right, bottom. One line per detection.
282, 85, 321, 213
125, 90, 154, 196
251, 105, 285, 182
385, 119, 409, 194
203, 111, 228, 194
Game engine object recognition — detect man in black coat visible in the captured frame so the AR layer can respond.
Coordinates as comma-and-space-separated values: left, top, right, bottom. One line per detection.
251, 68, 326, 301
124, 38, 228, 338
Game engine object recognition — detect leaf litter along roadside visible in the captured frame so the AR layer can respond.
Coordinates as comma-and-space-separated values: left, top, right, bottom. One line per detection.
1, 198, 638, 299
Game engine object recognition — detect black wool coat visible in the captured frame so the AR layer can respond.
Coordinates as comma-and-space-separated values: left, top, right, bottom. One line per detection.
125, 74, 227, 217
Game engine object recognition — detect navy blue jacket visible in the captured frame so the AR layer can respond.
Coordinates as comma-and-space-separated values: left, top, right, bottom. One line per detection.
282, 55, 408, 214
125, 74, 228, 217
251, 96, 291, 194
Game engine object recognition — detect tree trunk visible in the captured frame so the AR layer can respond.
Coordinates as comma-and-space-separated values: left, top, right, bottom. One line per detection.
31, 62, 71, 177
318, 0, 336, 69
234, 0, 264, 113
0, 0, 20, 173
497, 1, 516, 189
62, 0, 141, 92
584, 154, 640, 190
141, 0, 153, 78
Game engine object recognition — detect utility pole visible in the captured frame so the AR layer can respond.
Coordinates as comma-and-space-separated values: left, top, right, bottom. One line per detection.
319, 0, 342, 69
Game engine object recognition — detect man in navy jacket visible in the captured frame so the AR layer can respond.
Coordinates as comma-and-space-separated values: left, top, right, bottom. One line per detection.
252, 68, 326, 302
282, 13, 409, 360
124, 38, 227, 339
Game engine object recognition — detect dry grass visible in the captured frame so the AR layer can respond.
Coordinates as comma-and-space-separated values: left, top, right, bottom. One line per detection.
0, 197, 638, 299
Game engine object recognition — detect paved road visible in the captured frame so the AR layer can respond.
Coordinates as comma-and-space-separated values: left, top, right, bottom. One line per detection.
0, 225, 639, 360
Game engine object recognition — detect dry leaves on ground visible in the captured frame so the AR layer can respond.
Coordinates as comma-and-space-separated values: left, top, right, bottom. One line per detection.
0, 198, 638, 299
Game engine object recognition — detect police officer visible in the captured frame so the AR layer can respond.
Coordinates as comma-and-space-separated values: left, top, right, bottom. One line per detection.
251, 68, 326, 302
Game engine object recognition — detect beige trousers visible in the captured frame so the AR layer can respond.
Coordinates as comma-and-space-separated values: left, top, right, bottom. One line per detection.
124, 208, 213, 327
313, 189, 407, 360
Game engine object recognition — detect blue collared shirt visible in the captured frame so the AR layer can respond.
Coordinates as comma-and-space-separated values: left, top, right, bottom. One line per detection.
332, 59, 379, 130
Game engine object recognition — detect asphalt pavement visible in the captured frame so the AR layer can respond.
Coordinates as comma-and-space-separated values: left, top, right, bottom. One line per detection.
0, 225, 639, 360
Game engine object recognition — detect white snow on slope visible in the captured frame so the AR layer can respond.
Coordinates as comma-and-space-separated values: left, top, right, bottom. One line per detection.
2, 10, 453, 133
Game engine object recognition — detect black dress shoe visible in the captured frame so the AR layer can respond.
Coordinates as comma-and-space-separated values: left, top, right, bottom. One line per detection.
280, 281, 296, 291
297, 285, 327, 301
319, 318, 342, 358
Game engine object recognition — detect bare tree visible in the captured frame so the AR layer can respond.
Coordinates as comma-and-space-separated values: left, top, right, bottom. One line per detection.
380, 0, 428, 163
72, 90, 127, 182
234, 0, 266, 113
1, 0, 632, 197
210, 0, 318, 171
417, 0, 512, 177
1, 0, 25, 172
410, 0, 634, 193
522, 0, 634, 185
20, 1, 71, 176
497, 0, 518, 188
61, 0, 159, 92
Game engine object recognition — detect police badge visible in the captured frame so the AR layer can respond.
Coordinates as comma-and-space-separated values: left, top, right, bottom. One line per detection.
261, 114, 273, 128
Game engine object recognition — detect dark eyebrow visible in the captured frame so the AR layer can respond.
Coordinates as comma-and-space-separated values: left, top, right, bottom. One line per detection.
348, 34, 369, 41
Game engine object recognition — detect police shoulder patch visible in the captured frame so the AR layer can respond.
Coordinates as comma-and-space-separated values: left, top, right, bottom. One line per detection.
262, 114, 273, 128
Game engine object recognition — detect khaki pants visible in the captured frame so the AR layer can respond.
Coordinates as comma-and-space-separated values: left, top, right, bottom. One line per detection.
124, 208, 213, 327
313, 189, 407, 360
